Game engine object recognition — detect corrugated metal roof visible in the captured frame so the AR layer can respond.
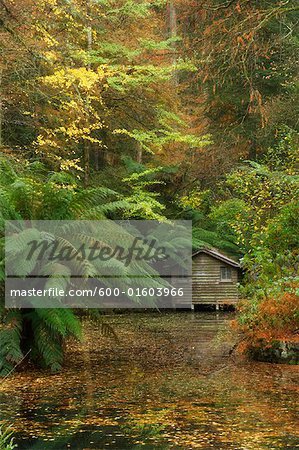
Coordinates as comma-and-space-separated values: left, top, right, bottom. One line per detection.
192, 248, 241, 268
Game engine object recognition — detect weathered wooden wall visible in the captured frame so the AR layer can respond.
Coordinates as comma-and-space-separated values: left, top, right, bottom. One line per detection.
192, 253, 239, 305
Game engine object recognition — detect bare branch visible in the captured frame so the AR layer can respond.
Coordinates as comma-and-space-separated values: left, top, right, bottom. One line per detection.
0, 0, 18, 21
202, 0, 238, 11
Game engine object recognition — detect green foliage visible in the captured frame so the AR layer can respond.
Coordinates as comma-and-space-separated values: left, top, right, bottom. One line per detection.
214, 159, 299, 253
263, 126, 299, 172
123, 167, 166, 220
240, 200, 299, 300
0, 0, 298, 370
27, 309, 81, 372
0, 310, 23, 377
0, 155, 170, 223
0, 424, 17, 450
1, 0, 202, 179
0, 155, 173, 375
266, 201, 299, 253
178, 193, 241, 259
178, 0, 299, 182
211, 138, 299, 344
210, 199, 249, 244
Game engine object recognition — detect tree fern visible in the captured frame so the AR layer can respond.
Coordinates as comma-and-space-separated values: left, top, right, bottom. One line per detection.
32, 322, 64, 372
0, 310, 23, 377
0, 154, 172, 375
24, 308, 81, 372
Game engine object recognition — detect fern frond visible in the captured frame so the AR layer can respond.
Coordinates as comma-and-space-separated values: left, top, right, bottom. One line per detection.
0, 310, 23, 376
34, 323, 64, 372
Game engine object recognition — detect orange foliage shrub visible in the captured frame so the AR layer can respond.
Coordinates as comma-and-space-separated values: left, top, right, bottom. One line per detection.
237, 286, 299, 352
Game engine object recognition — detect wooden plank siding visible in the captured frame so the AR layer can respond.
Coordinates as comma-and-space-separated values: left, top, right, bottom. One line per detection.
170, 277, 193, 308
192, 253, 240, 305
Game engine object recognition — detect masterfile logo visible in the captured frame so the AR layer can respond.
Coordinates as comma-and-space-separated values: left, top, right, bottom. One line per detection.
5, 220, 192, 309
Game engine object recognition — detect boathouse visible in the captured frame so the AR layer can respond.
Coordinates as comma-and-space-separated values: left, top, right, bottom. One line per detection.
192, 248, 241, 308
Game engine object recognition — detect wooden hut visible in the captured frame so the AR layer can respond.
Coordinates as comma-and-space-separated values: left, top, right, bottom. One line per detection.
192, 248, 241, 309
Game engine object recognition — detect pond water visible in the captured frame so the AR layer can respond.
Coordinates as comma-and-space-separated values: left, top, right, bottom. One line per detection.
0, 312, 298, 449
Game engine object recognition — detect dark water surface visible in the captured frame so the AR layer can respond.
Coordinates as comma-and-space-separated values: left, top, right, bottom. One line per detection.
0, 312, 298, 449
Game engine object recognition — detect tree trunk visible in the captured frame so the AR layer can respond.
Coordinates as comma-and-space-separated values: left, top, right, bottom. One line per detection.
86, 0, 92, 71
137, 146, 142, 164
84, 0, 92, 184
0, 68, 3, 147
94, 149, 99, 171
169, 1, 177, 38
168, 1, 178, 85
248, 139, 257, 160
84, 144, 90, 187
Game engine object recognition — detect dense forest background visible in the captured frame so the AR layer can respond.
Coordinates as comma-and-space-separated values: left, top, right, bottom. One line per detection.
0, 0, 298, 374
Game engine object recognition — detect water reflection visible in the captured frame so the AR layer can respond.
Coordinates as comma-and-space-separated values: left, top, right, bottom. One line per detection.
0, 312, 298, 449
